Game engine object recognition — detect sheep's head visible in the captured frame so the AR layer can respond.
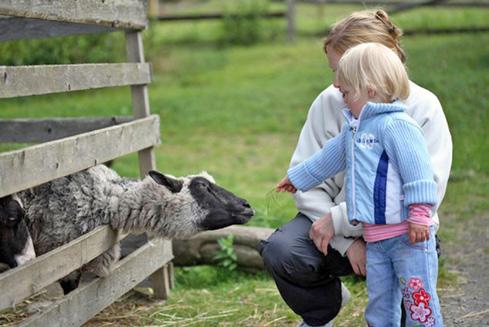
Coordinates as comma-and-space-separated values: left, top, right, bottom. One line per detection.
0, 194, 35, 269
148, 170, 254, 232
0, 195, 25, 228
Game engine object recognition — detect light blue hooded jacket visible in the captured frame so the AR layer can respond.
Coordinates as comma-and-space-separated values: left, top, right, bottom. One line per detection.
288, 101, 438, 225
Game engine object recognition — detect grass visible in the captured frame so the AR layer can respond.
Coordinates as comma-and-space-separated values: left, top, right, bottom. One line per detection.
1, 3, 488, 326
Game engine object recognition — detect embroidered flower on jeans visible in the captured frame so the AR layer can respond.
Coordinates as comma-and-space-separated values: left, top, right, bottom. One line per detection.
408, 277, 424, 291
425, 316, 436, 327
413, 288, 431, 307
410, 302, 432, 323
404, 289, 412, 302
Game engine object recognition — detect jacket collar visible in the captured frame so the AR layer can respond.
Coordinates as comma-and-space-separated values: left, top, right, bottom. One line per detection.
342, 100, 406, 123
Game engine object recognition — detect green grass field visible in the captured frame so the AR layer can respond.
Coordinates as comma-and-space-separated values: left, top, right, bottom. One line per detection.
1, 3, 488, 326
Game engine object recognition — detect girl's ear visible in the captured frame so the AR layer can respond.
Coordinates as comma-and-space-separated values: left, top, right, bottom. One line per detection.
367, 87, 377, 99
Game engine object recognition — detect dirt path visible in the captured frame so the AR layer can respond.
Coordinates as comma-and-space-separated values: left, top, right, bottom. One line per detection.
440, 213, 489, 326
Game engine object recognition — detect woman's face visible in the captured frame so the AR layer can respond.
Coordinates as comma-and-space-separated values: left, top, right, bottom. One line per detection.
326, 45, 342, 88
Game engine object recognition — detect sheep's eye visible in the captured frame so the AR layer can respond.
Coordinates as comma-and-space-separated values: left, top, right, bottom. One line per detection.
198, 182, 212, 192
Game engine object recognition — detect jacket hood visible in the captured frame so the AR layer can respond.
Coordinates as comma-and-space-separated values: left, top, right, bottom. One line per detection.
343, 100, 406, 123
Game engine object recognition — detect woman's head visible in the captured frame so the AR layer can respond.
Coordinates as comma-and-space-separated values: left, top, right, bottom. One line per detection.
336, 42, 410, 113
325, 10, 406, 73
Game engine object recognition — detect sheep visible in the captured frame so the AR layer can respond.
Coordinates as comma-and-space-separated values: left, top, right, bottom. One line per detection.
18, 165, 254, 291
0, 194, 36, 272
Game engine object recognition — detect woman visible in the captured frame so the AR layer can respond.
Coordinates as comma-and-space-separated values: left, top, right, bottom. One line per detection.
259, 9, 452, 327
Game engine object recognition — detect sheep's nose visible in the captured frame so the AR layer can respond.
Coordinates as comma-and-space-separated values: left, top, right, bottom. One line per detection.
242, 200, 251, 208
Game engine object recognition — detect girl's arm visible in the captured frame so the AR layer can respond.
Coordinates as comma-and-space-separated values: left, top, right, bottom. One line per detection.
288, 128, 347, 192
383, 118, 438, 207
290, 87, 362, 255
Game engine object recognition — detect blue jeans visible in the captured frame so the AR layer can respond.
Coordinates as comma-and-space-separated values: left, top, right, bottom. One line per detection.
365, 227, 443, 327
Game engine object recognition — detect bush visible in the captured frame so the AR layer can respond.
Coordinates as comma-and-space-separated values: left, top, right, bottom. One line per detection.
219, 0, 271, 45
0, 33, 126, 65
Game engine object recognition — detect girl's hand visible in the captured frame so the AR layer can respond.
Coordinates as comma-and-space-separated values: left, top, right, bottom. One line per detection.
408, 222, 430, 244
276, 176, 297, 193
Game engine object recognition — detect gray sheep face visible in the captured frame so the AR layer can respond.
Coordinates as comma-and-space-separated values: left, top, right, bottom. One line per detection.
148, 171, 254, 232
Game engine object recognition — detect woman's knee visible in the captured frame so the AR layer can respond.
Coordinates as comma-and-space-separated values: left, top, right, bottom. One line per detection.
260, 229, 324, 282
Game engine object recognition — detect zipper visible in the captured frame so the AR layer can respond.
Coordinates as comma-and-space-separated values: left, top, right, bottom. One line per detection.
350, 124, 357, 220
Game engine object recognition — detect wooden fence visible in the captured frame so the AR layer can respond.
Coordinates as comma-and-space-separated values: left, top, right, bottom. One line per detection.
0, 1, 173, 325
149, 0, 296, 41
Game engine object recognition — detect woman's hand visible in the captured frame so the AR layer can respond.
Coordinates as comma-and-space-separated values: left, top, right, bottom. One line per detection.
346, 238, 367, 276
276, 176, 297, 193
309, 213, 334, 255
408, 222, 430, 244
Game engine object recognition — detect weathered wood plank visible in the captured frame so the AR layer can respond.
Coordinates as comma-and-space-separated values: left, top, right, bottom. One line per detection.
0, 226, 118, 311
19, 238, 173, 327
0, 16, 116, 41
287, 0, 296, 42
0, 117, 132, 143
0, 0, 147, 30
0, 115, 160, 198
0, 63, 151, 98
126, 32, 155, 176
125, 30, 169, 299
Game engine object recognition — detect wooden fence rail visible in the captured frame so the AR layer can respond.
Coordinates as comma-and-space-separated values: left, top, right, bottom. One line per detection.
0, 0, 147, 30
0, 63, 151, 98
0, 117, 133, 143
155, 11, 286, 21
0, 226, 118, 310
19, 238, 173, 327
0, 116, 160, 199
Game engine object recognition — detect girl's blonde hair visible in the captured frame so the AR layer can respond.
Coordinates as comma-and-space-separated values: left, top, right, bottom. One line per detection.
324, 9, 406, 63
336, 42, 410, 102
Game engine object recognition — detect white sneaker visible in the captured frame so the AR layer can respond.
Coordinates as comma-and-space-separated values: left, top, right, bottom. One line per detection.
297, 283, 351, 327
340, 282, 351, 307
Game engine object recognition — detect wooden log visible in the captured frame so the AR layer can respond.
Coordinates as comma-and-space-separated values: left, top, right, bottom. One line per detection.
0, 63, 151, 99
0, 115, 160, 198
0, 0, 147, 30
0, 17, 116, 41
19, 238, 173, 327
0, 117, 132, 143
172, 225, 274, 271
0, 226, 118, 311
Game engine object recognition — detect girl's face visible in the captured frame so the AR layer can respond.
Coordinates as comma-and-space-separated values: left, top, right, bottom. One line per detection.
326, 45, 368, 118
337, 83, 369, 119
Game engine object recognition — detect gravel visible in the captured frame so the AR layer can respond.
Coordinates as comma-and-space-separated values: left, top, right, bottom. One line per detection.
440, 213, 489, 326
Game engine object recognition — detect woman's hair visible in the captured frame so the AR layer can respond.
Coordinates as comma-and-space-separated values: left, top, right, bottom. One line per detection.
324, 9, 406, 63
336, 42, 410, 102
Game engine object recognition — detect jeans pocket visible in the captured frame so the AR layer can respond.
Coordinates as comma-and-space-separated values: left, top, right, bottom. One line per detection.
401, 234, 429, 251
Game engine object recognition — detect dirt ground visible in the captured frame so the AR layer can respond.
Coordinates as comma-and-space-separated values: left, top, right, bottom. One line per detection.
440, 213, 489, 326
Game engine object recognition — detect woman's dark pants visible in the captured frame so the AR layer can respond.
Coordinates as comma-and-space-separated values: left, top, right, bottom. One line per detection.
259, 213, 353, 326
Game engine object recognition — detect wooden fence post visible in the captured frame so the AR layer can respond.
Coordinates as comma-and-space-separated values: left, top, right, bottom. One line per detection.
148, 0, 160, 17
125, 31, 173, 300
286, 0, 296, 42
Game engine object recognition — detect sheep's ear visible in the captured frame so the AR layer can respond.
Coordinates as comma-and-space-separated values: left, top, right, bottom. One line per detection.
148, 171, 183, 193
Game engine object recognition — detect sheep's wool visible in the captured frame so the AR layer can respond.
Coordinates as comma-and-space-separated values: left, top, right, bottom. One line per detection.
19, 165, 211, 274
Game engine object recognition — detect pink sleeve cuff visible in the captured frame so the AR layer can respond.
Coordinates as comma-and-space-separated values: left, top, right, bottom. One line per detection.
407, 203, 432, 226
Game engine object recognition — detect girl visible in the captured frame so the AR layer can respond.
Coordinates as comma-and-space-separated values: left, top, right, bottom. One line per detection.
277, 42, 443, 327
